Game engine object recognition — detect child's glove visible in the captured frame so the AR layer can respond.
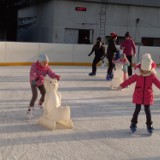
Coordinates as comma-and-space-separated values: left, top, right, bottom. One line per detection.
55, 75, 61, 81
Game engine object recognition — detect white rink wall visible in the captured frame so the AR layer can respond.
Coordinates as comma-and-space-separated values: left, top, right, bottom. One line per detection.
0, 42, 160, 65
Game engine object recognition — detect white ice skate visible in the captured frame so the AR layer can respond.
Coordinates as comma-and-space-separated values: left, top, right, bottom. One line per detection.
27, 107, 34, 119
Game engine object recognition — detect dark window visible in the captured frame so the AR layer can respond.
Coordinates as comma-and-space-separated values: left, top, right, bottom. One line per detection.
78, 29, 90, 44
142, 38, 160, 46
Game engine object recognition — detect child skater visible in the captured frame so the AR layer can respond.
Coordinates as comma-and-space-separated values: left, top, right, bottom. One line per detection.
113, 53, 130, 81
118, 53, 160, 133
111, 53, 130, 89
28, 54, 60, 118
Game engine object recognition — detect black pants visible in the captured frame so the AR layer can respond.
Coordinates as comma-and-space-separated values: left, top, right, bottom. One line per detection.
126, 55, 132, 76
91, 56, 101, 74
131, 104, 152, 126
29, 84, 46, 107
107, 57, 114, 75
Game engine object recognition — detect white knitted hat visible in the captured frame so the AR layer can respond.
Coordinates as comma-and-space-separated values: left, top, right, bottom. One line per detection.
38, 54, 49, 62
141, 53, 152, 71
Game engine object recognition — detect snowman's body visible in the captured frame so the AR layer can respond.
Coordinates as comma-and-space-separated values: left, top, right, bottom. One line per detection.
38, 77, 73, 130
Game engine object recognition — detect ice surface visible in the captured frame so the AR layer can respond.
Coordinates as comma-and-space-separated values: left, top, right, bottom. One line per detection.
0, 66, 160, 160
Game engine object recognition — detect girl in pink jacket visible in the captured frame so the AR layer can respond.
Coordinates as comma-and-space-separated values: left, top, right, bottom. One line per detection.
118, 53, 160, 133
28, 54, 60, 118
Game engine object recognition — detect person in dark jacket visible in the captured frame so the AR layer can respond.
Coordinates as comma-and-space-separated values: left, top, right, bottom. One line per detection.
88, 40, 105, 76
106, 32, 119, 80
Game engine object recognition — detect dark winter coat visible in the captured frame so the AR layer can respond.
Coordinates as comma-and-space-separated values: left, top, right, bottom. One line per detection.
89, 43, 105, 58
106, 38, 119, 59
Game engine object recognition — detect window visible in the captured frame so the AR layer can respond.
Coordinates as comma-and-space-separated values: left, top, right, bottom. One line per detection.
142, 37, 160, 46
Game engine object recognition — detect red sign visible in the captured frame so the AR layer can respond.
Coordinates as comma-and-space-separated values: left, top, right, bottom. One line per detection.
75, 7, 87, 11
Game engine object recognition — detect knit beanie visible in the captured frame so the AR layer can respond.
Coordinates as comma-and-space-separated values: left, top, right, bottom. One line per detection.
110, 32, 117, 39
141, 53, 153, 71
38, 54, 49, 62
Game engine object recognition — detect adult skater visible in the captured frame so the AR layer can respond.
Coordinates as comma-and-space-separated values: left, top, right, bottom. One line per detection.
106, 32, 119, 80
88, 39, 105, 76
120, 32, 136, 77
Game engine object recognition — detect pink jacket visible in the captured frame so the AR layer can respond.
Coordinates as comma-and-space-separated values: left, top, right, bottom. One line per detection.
30, 61, 60, 86
120, 74, 160, 105
120, 39, 136, 56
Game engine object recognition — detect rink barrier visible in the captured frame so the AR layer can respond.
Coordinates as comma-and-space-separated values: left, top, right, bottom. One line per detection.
0, 42, 159, 66
0, 62, 92, 66
0, 62, 140, 67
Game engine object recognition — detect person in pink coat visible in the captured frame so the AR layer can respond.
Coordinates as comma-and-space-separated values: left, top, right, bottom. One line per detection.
118, 53, 160, 133
28, 54, 60, 118
120, 32, 136, 77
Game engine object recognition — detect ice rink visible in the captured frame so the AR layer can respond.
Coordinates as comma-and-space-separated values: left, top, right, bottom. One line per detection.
0, 66, 160, 160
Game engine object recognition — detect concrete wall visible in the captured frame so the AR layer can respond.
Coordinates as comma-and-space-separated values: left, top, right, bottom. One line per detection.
17, 0, 160, 44
0, 42, 160, 66
17, 1, 54, 42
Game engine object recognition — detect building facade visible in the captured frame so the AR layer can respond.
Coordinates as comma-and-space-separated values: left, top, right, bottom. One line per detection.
17, 0, 160, 46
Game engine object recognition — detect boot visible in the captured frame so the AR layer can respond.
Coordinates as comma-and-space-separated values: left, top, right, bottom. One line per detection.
27, 106, 34, 119
147, 124, 154, 134
38, 100, 43, 109
106, 74, 111, 81
88, 72, 96, 76
109, 72, 114, 80
130, 123, 137, 133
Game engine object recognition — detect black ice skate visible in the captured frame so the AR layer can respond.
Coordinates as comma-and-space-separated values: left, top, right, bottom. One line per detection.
88, 72, 96, 76
130, 124, 137, 133
147, 126, 154, 134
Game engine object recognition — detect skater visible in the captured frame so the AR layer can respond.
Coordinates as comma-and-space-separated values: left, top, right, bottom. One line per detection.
118, 53, 160, 133
106, 32, 119, 80
110, 52, 129, 89
115, 53, 130, 81
28, 54, 61, 118
120, 32, 136, 77
88, 39, 105, 76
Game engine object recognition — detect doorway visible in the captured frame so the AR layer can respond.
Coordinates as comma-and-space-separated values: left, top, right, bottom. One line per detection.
78, 29, 91, 44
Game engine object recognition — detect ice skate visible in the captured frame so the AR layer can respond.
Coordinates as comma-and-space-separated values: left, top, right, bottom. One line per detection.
130, 124, 137, 133
106, 75, 110, 80
147, 126, 154, 134
106, 74, 112, 81
88, 72, 96, 76
38, 100, 43, 109
27, 107, 34, 119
